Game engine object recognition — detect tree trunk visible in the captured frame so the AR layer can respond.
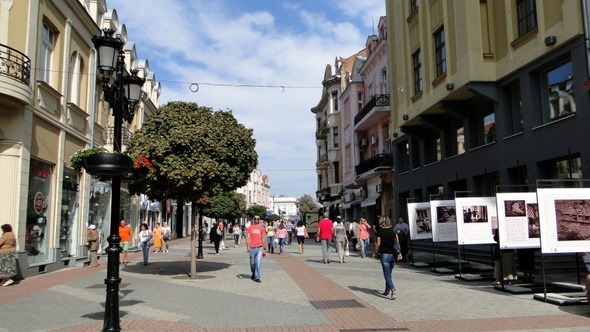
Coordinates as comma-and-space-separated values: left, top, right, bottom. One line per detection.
189, 201, 197, 278
176, 203, 184, 238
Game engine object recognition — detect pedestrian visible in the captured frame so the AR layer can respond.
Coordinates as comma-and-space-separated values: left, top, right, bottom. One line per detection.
0, 224, 17, 287
275, 222, 288, 254
161, 221, 171, 253
349, 219, 359, 252
137, 223, 153, 266
218, 220, 226, 250
87, 224, 99, 267
394, 217, 409, 262
372, 216, 402, 300
357, 218, 371, 258
265, 221, 275, 253
492, 228, 517, 285
333, 218, 348, 263
285, 219, 294, 244
246, 215, 267, 283
209, 221, 222, 255
232, 223, 241, 248
295, 221, 308, 254
204, 221, 209, 241
118, 219, 132, 266
316, 213, 334, 264
152, 222, 162, 253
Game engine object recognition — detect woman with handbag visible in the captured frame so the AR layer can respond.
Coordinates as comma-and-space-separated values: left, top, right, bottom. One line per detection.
138, 223, 153, 266
161, 221, 171, 253
372, 216, 402, 300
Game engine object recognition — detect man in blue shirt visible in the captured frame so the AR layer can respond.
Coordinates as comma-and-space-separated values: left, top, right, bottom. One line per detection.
394, 217, 409, 262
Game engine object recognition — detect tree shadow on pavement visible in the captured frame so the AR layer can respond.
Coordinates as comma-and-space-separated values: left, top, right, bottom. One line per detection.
348, 285, 382, 298
122, 260, 231, 276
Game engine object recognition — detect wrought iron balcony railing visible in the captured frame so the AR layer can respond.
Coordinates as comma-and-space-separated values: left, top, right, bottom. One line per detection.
105, 126, 133, 148
0, 44, 31, 85
354, 94, 390, 125
355, 153, 393, 175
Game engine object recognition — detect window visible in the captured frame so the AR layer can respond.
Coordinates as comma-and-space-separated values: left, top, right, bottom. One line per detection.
507, 81, 523, 134
69, 53, 82, 104
412, 49, 423, 95
410, 0, 419, 12
40, 23, 56, 83
331, 91, 338, 112
381, 68, 388, 94
333, 127, 339, 148
434, 27, 446, 77
540, 61, 575, 123
333, 162, 340, 183
396, 140, 410, 173
357, 92, 363, 112
516, 0, 537, 37
549, 156, 581, 179
475, 103, 495, 146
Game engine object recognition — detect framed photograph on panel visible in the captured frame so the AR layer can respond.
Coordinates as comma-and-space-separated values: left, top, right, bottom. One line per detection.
455, 197, 496, 245
407, 202, 433, 240
430, 200, 457, 242
496, 192, 540, 249
537, 188, 590, 253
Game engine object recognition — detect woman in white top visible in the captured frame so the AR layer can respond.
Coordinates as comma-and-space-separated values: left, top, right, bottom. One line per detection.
161, 222, 171, 253
232, 223, 241, 248
294, 221, 308, 254
138, 223, 153, 266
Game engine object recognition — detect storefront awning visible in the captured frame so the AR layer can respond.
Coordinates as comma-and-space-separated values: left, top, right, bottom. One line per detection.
361, 194, 381, 207
342, 199, 363, 209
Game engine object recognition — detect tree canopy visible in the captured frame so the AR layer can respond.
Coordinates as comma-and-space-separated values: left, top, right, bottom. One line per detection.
201, 191, 245, 221
297, 194, 320, 214
246, 204, 267, 218
126, 101, 258, 202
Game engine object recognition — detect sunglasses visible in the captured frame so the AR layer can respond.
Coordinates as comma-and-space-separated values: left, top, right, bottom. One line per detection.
254, 218, 260, 220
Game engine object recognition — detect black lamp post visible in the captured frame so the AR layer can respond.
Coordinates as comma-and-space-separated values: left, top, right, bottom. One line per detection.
92, 28, 145, 332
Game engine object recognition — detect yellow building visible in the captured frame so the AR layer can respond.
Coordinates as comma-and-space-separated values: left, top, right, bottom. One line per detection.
387, 0, 590, 217
0, 0, 160, 277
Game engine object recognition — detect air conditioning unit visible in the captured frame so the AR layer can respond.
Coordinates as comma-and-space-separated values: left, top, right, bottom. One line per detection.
370, 136, 378, 145
360, 138, 367, 147
376, 184, 383, 193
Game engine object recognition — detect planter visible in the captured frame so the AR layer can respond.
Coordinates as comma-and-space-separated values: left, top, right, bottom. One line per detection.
83, 153, 133, 177
122, 167, 149, 183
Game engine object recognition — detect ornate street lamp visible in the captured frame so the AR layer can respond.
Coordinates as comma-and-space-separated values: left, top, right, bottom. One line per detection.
92, 28, 145, 332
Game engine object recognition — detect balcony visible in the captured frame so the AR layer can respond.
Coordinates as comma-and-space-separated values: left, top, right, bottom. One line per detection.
354, 94, 390, 130
105, 126, 133, 149
355, 153, 393, 179
0, 43, 32, 104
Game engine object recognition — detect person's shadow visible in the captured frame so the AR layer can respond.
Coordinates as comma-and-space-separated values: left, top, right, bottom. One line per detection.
348, 285, 382, 297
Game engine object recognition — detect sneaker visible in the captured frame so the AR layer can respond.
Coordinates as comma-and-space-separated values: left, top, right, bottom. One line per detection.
255, 279, 261, 283
250, 274, 255, 280
2, 279, 14, 287
391, 290, 397, 300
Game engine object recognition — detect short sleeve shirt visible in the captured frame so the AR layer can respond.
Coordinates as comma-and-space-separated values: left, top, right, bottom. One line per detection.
119, 225, 132, 242
247, 224, 265, 248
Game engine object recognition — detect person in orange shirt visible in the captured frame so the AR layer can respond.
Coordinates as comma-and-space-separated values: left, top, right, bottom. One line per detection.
152, 222, 162, 253
118, 219, 133, 266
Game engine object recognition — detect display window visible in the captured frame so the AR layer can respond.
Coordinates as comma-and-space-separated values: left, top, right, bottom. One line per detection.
61, 168, 80, 257
26, 159, 53, 265
88, 178, 112, 253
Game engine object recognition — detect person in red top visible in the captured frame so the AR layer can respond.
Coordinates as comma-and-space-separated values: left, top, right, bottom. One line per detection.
246, 215, 267, 283
316, 213, 334, 264
118, 219, 133, 266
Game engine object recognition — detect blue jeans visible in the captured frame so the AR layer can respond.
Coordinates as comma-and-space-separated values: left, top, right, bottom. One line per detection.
380, 253, 397, 293
360, 239, 368, 257
320, 239, 331, 263
249, 247, 263, 279
278, 238, 285, 253
140, 242, 149, 264
233, 235, 239, 246
266, 236, 274, 252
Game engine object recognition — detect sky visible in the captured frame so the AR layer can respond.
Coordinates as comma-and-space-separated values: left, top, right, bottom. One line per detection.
107, 0, 386, 199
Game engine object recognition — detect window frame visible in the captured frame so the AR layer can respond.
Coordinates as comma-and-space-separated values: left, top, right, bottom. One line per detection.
412, 49, 423, 95
40, 23, 56, 83
434, 27, 446, 78
516, 0, 537, 37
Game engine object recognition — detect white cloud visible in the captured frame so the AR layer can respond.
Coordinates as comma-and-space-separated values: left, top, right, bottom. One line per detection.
107, 0, 385, 198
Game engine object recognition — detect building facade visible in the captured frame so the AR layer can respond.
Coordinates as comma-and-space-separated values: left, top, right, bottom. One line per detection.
235, 169, 271, 209
0, 0, 160, 277
386, 0, 590, 253
270, 195, 298, 219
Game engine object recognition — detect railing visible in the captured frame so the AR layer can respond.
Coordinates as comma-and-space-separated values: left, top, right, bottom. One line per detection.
0, 44, 31, 85
105, 126, 133, 148
355, 153, 393, 175
354, 94, 390, 125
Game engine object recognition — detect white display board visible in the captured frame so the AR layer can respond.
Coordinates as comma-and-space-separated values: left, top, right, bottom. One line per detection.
407, 202, 433, 240
455, 196, 496, 245
537, 188, 590, 253
496, 192, 540, 249
430, 200, 457, 242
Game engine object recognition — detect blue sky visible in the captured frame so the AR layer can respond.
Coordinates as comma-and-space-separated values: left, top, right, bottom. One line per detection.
107, 0, 386, 199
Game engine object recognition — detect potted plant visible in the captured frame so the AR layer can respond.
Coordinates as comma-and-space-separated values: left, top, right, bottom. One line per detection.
122, 154, 154, 183
69, 147, 132, 177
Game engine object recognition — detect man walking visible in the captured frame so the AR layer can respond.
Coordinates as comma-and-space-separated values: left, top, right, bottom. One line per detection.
246, 215, 267, 283
285, 219, 294, 244
118, 219, 132, 266
87, 224, 99, 267
394, 217, 410, 262
316, 213, 333, 264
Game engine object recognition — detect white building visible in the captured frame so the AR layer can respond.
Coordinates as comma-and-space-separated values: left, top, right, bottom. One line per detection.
270, 196, 298, 219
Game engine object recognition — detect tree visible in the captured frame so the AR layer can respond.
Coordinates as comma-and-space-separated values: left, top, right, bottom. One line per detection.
201, 192, 245, 224
126, 101, 257, 277
246, 204, 267, 218
297, 194, 320, 225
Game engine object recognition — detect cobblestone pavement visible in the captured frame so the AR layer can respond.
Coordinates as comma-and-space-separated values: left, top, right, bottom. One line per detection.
0, 237, 589, 331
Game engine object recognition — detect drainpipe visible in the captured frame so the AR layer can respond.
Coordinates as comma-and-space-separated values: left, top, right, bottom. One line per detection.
582, 0, 590, 86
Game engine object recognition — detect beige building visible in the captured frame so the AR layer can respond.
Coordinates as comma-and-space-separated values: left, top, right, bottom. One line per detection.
236, 169, 271, 210
0, 0, 160, 277
386, 0, 590, 262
